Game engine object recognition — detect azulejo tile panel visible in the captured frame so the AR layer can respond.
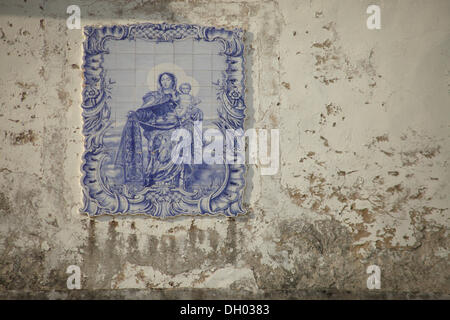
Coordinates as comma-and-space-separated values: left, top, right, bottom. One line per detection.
81, 23, 246, 218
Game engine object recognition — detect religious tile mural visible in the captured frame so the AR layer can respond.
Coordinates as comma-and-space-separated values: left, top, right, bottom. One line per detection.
81, 23, 246, 218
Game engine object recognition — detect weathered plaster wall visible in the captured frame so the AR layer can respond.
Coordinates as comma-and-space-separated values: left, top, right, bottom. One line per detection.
0, 0, 448, 298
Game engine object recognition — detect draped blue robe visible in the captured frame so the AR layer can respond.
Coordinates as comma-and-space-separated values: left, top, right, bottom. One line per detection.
115, 91, 180, 186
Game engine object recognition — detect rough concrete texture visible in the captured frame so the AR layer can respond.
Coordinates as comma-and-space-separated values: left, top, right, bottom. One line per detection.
0, 0, 449, 299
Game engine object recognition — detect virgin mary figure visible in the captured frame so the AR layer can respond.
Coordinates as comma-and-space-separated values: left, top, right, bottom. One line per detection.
115, 72, 190, 188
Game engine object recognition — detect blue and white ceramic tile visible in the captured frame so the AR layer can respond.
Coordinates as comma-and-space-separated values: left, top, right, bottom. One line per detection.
81, 23, 246, 218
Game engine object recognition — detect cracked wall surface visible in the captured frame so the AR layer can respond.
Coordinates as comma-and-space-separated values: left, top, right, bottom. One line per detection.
0, 0, 449, 298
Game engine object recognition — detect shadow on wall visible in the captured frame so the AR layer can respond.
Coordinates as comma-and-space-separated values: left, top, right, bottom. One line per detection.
1, 0, 201, 21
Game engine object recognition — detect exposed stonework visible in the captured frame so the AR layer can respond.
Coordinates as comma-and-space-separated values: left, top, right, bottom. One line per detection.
0, 0, 448, 298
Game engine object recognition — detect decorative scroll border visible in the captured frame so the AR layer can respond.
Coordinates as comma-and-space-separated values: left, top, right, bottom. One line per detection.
81, 23, 247, 218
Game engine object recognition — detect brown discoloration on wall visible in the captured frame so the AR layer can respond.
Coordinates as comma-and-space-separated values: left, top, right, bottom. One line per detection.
286, 186, 307, 207
310, 20, 381, 90
281, 81, 290, 89
7, 130, 37, 145
0, 192, 11, 213
57, 88, 73, 109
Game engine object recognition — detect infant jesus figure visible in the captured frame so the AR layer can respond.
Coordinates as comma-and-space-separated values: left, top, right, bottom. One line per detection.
174, 82, 201, 122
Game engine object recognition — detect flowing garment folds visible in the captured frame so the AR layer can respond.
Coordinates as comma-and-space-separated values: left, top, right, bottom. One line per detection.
115, 91, 183, 187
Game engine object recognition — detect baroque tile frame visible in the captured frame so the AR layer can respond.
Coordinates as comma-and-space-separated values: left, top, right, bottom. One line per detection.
81, 23, 246, 218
